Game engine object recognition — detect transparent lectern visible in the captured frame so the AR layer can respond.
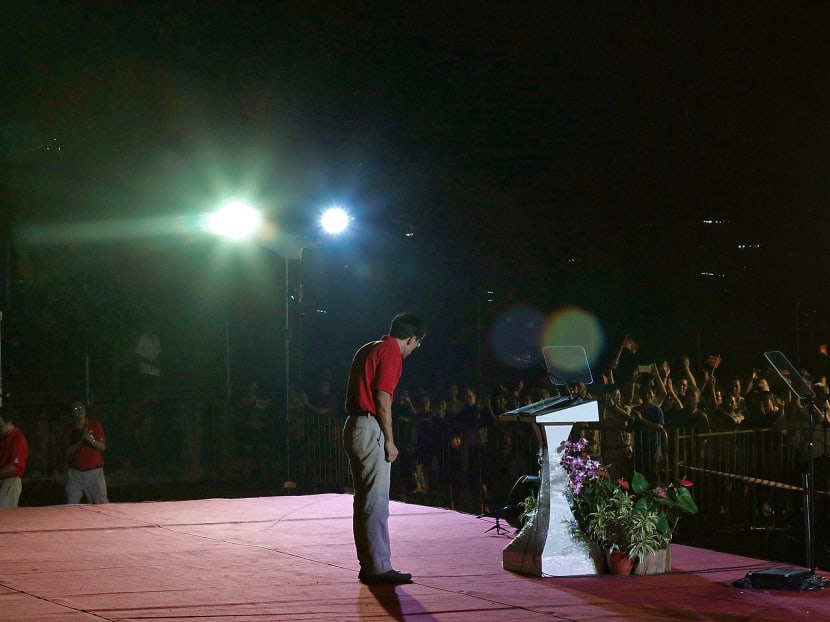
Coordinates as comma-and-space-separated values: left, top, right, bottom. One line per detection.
498, 346, 602, 576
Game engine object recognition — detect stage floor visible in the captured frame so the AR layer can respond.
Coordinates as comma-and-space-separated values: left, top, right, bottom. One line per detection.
0, 493, 826, 621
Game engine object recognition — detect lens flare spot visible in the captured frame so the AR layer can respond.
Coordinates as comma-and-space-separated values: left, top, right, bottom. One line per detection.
352, 261, 372, 279
489, 306, 545, 368
541, 307, 605, 368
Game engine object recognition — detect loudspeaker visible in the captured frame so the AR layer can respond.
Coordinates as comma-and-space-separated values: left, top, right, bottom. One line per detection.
504, 475, 540, 528
744, 567, 812, 590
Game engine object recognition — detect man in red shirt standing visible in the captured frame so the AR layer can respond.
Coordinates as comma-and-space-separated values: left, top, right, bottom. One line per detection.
0, 410, 28, 508
63, 400, 109, 504
344, 313, 426, 585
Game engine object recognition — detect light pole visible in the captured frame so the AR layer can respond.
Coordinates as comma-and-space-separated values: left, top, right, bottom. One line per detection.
208, 202, 351, 489
271, 234, 316, 489
277, 205, 350, 487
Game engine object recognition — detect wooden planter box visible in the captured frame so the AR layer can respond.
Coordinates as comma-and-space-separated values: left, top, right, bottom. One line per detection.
632, 545, 671, 575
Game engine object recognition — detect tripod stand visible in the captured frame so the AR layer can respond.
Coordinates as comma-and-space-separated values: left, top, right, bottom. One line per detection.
477, 506, 513, 535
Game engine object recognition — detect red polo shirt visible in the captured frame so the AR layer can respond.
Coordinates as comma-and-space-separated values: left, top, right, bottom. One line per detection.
63, 420, 106, 470
0, 427, 28, 478
345, 336, 403, 414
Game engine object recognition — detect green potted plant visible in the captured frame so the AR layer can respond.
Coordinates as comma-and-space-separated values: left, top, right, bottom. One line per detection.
585, 484, 668, 573
560, 438, 698, 575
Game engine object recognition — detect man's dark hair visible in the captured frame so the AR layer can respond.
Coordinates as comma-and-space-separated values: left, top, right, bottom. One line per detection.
389, 313, 426, 341
0, 407, 19, 426
638, 384, 655, 400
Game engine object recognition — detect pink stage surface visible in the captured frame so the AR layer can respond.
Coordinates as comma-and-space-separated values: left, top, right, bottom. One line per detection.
0, 493, 826, 621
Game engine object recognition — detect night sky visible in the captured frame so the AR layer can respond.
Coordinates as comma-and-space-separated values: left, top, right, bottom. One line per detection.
3, 2, 830, 392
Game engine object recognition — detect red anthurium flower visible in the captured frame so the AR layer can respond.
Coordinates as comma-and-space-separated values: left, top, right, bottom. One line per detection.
656, 488, 667, 498
616, 478, 630, 490
678, 479, 693, 487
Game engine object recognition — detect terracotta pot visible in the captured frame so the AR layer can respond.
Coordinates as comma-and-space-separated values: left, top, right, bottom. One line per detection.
589, 542, 609, 574
606, 550, 634, 575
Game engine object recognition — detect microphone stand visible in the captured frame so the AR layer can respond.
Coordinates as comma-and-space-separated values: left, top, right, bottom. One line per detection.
733, 351, 828, 590
796, 394, 830, 589
802, 397, 830, 585
805, 396, 817, 577
793, 398, 829, 590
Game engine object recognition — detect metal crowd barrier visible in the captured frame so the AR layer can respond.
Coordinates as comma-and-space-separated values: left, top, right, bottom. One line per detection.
18, 397, 830, 545
281, 414, 828, 536
672, 425, 829, 533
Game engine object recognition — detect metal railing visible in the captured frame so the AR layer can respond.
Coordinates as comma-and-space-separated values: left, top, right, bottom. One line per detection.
672, 425, 827, 531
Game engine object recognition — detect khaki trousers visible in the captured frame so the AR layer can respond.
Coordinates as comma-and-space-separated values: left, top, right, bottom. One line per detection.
66, 467, 109, 504
343, 415, 392, 575
0, 477, 22, 508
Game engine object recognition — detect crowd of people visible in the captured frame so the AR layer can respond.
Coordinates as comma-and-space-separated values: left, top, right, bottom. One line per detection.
6, 347, 827, 518
280, 352, 830, 513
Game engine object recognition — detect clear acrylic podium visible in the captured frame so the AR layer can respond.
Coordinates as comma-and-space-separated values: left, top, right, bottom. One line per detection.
499, 398, 601, 577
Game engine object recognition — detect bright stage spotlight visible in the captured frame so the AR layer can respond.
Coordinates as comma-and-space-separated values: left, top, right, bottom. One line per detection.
208, 200, 262, 240
320, 205, 350, 235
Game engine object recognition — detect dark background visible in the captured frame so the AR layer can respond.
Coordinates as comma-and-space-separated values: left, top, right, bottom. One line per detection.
2, 2, 830, 402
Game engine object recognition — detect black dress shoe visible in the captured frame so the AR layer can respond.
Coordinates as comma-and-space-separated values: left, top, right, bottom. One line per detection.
359, 569, 413, 585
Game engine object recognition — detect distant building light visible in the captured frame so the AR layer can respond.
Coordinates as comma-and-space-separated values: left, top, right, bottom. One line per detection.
702, 219, 730, 225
